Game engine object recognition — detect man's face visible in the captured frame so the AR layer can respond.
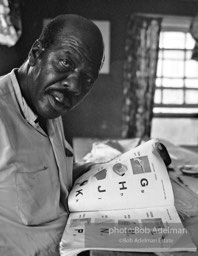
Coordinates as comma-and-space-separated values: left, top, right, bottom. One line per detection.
27, 31, 102, 119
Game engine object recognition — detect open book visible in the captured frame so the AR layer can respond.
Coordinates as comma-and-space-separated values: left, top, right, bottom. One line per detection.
60, 139, 196, 255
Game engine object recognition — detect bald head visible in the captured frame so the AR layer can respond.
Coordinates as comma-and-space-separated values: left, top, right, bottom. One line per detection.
39, 14, 104, 70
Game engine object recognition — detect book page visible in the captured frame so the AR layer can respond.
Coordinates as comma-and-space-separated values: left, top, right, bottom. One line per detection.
60, 205, 196, 255
68, 139, 174, 212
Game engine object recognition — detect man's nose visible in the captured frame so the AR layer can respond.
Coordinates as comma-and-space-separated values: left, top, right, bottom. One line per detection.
62, 73, 81, 96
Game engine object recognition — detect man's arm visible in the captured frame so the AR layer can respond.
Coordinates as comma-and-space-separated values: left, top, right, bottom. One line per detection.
73, 162, 96, 182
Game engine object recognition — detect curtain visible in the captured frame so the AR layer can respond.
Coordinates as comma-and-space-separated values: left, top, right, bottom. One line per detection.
190, 13, 198, 61
0, 0, 22, 47
121, 14, 162, 139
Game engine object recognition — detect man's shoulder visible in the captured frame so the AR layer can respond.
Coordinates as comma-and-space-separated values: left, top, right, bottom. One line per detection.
0, 72, 13, 97
0, 72, 18, 121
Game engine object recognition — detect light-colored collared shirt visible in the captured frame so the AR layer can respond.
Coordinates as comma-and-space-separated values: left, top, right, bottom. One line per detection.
0, 69, 73, 255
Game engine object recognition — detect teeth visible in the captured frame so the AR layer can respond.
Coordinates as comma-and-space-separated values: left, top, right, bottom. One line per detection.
51, 91, 64, 103
55, 96, 61, 102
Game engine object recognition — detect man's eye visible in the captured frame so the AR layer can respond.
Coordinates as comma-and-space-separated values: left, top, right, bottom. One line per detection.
60, 59, 74, 71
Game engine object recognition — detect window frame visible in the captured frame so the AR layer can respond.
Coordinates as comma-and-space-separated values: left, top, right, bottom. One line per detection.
154, 15, 198, 118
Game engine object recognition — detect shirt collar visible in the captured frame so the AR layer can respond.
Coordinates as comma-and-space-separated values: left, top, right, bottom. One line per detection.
10, 69, 38, 127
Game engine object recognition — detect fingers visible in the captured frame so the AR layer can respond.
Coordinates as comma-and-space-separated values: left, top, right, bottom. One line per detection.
157, 142, 172, 167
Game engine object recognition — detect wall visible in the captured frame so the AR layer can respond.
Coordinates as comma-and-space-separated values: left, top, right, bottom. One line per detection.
151, 118, 198, 145
59, 0, 198, 144
1, 0, 198, 144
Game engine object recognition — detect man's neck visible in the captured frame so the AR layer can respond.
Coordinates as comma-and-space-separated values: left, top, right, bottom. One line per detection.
36, 116, 48, 134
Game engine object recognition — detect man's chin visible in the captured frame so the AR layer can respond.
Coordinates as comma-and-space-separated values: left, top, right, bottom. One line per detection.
36, 108, 60, 120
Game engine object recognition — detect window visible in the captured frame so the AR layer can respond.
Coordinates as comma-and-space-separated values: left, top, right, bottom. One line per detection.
154, 16, 198, 116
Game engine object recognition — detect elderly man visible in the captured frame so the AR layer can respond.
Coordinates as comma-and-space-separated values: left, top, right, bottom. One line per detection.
0, 14, 104, 255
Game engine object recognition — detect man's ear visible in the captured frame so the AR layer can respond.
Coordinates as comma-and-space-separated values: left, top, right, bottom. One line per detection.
28, 39, 45, 66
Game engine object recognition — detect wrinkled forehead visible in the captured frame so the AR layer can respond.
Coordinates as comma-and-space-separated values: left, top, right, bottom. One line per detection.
57, 23, 104, 69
